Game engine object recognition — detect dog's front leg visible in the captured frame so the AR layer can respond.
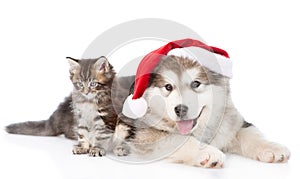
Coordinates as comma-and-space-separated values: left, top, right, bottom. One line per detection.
229, 125, 290, 163
168, 136, 225, 168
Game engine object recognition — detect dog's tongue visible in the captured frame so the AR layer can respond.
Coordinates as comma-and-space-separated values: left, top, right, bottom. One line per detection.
176, 120, 193, 135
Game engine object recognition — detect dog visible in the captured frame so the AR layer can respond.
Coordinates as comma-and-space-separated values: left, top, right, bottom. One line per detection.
125, 55, 290, 168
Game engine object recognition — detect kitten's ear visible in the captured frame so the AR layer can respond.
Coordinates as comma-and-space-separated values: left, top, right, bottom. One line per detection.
95, 56, 110, 74
66, 57, 80, 74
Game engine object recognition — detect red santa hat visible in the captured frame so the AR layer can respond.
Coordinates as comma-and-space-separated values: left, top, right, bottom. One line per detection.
122, 38, 231, 119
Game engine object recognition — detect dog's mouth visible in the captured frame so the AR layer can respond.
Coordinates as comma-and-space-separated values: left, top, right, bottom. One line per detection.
176, 107, 204, 135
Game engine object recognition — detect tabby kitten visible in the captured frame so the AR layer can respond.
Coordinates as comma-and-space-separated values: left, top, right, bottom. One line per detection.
68, 56, 129, 157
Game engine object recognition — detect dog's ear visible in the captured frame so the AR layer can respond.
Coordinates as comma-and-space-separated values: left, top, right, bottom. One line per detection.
129, 81, 135, 95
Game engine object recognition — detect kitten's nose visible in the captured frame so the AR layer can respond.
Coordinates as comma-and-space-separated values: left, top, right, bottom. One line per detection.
83, 88, 90, 95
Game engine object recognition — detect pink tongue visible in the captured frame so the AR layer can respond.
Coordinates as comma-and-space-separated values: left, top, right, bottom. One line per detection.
176, 120, 194, 135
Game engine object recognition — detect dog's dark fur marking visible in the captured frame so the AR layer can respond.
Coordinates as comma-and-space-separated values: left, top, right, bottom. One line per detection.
242, 121, 253, 128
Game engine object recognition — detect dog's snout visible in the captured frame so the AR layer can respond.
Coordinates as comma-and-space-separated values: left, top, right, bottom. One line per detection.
174, 104, 188, 118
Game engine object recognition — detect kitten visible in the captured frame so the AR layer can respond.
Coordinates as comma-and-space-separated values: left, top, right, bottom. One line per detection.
67, 56, 130, 157
6, 56, 133, 157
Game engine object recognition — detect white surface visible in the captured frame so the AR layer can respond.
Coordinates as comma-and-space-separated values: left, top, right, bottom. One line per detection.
0, 0, 299, 179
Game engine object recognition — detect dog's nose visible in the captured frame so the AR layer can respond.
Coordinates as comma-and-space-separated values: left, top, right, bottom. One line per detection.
174, 105, 188, 118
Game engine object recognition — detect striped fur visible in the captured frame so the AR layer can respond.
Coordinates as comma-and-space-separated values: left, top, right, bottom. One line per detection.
68, 56, 130, 157
5, 57, 135, 157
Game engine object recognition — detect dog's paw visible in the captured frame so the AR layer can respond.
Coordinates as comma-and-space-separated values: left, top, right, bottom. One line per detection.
168, 137, 225, 168
72, 145, 89, 155
89, 147, 106, 157
196, 146, 226, 168
256, 143, 290, 163
113, 145, 129, 156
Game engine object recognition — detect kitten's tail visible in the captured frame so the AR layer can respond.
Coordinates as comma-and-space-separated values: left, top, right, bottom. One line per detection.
5, 119, 58, 136
5, 95, 76, 139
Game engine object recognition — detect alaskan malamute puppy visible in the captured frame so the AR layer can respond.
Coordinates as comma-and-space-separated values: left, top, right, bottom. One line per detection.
129, 55, 290, 168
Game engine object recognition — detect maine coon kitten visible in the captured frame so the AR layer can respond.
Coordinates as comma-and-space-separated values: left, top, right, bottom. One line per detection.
5, 76, 136, 141
67, 56, 130, 157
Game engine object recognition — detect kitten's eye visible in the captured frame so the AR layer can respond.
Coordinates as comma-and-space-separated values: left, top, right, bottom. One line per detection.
90, 82, 97, 87
165, 84, 173, 92
191, 81, 201, 89
77, 82, 84, 88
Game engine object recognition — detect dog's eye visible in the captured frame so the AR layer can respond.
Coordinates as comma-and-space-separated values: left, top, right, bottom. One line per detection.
191, 81, 201, 89
165, 84, 173, 91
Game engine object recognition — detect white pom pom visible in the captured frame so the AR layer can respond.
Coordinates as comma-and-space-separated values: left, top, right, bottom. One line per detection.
122, 94, 148, 119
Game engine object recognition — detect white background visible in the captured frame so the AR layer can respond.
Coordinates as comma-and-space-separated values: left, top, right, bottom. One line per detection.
0, 0, 299, 179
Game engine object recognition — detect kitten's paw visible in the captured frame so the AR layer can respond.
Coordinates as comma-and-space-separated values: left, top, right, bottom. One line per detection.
113, 145, 129, 156
257, 143, 290, 163
197, 146, 225, 168
89, 147, 106, 157
72, 145, 89, 155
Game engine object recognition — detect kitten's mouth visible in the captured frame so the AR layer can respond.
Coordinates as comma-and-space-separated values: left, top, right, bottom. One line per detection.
83, 93, 96, 99
176, 107, 204, 135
